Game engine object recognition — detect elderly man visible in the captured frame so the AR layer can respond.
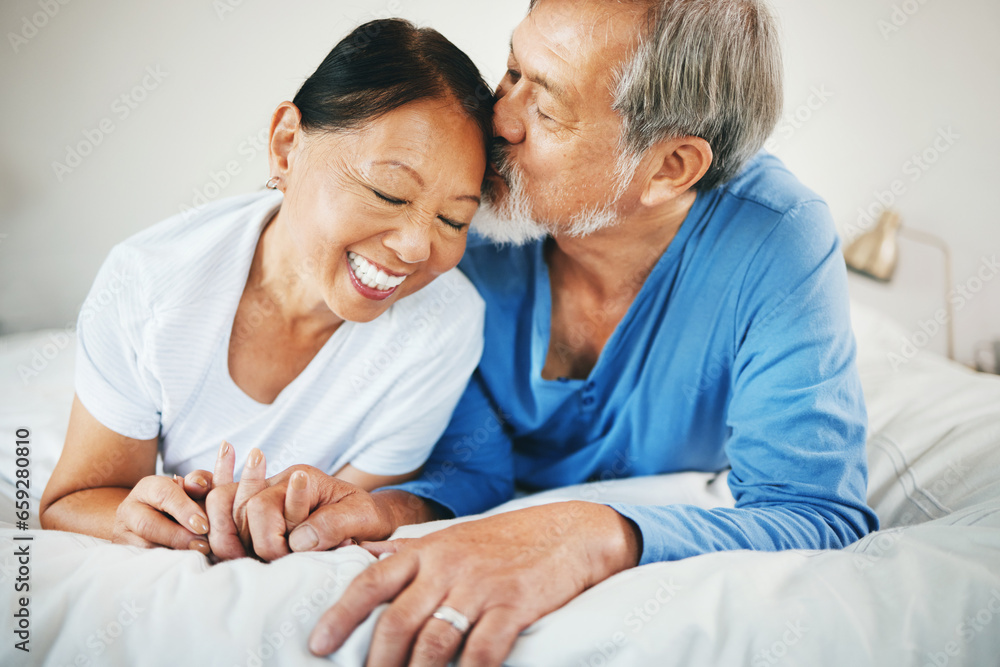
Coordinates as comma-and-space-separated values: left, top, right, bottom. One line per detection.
280, 0, 878, 664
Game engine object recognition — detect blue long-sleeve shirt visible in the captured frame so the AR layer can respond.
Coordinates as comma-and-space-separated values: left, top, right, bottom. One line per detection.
384, 153, 879, 565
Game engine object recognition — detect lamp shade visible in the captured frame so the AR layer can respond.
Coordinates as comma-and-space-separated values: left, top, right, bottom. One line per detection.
844, 210, 902, 282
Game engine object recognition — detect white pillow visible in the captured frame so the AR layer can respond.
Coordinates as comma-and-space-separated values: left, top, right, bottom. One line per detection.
850, 301, 1000, 526
0, 329, 77, 518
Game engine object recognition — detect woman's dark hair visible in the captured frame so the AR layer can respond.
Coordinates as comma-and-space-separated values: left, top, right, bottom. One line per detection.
293, 19, 495, 149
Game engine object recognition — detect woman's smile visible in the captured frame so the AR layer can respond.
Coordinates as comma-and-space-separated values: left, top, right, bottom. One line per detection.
346, 252, 407, 300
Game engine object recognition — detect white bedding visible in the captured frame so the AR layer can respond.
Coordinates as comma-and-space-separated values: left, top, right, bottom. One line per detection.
1, 302, 999, 666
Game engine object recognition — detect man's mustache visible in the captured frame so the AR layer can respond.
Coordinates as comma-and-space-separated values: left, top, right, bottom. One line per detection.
488, 140, 515, 183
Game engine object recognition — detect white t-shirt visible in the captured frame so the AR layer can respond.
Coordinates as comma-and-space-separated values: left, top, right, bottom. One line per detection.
74, 190, 484, 478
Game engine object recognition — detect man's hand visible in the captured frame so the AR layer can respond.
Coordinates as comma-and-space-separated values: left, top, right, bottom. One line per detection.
238, 463, 398, 561
205, 442, 402, 562
308, 501, 642, 667
111, 470, 214, 555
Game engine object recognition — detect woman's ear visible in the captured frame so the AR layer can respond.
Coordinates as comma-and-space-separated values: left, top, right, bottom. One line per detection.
639, 136, 713, 207
267, 102, 304, 190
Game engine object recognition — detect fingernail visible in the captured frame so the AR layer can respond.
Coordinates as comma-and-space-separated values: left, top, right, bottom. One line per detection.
218, 441, 230, 458
188, 539, 211, 556
290, 471, 307, 491
309, 626, 332, 656
191, 475, 209, 490
247, 448, 263, 469
188, 515, 209, 534
289, 525, 318, 552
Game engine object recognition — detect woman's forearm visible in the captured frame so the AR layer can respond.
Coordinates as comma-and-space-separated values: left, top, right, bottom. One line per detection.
39, 486, 131, 540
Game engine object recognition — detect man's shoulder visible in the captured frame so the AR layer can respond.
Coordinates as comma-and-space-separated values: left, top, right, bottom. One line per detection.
457, 234, 539, 301
719, 152, 826, 217
704, 155, 847, 323
703, 152, 839, 265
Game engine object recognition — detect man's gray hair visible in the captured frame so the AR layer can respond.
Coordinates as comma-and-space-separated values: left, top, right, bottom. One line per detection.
530, 0, 784, 191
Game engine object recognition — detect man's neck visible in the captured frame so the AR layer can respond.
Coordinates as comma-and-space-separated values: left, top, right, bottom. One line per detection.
548, 190, 698, 299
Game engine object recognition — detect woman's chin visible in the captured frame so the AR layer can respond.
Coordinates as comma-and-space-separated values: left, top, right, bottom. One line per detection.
326, 294, 394, 324
328, 271, 429, 322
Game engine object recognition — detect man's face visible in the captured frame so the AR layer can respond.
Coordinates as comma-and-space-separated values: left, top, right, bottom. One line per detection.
477, 0, 647, 244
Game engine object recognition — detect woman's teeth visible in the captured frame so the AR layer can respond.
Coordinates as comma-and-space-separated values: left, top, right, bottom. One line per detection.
348, 252, 407, 291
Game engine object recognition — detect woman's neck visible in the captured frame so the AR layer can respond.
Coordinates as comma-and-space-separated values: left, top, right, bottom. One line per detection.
250, 210, 344, 333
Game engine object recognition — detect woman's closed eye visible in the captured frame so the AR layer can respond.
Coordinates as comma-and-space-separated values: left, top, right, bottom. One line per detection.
438, 216, 467, 231
373, 188, 467, 231
372, 189, 407, 206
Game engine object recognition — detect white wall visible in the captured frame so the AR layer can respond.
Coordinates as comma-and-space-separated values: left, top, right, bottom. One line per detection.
0, 0, 530, 331
1, 0, 998, 366
766, 0, 1000, 366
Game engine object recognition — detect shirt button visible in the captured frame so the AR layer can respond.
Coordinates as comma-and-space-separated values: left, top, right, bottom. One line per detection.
585, 381, 596, 391
582, 396, 596, 406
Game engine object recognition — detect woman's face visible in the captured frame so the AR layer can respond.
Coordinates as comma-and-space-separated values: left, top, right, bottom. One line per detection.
271, 97, 486, 323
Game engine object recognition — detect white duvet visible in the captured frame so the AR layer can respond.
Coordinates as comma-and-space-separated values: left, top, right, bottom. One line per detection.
1, 302, 999, 667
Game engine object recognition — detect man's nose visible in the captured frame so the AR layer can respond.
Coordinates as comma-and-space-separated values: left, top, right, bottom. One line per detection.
493, 86, 526, 145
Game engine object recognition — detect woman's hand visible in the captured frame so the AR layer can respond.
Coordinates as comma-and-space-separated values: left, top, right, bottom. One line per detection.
110, 470, 214, 555
204, 441, 254, 561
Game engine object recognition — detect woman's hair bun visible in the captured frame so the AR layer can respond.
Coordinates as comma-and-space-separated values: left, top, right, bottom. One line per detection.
293, 18, 495, 149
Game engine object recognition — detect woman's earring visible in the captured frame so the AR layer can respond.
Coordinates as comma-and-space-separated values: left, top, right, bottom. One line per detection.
265, 176, 281, 190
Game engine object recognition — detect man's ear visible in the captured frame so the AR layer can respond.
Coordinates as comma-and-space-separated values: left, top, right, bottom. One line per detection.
267, 101, 304, 189
639, 136, 713, 207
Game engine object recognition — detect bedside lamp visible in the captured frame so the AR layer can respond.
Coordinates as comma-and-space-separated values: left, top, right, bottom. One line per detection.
844, 210, 955, 360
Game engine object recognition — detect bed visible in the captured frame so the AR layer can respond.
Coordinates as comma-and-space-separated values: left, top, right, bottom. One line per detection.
1, 301, 999, 666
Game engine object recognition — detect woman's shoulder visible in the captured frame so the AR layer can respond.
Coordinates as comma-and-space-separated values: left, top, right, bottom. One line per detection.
398, 268, 484, 319
115, 190, 277, 263
382, 268, 485, 349
106, 190, 281, 309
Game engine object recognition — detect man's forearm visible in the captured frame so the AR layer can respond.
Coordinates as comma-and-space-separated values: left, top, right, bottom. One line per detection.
371, 489, 447, 533
607, 500, 875, 565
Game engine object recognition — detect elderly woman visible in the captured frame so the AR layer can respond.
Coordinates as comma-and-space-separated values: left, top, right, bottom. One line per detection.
39, 19, 492, 560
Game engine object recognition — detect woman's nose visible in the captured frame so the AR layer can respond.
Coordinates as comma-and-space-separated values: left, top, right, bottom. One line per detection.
493, 86, 526, 145
384, 222, 432, 265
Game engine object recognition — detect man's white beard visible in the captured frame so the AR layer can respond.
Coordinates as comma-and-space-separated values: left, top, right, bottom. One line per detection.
474, 145, 631, 247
